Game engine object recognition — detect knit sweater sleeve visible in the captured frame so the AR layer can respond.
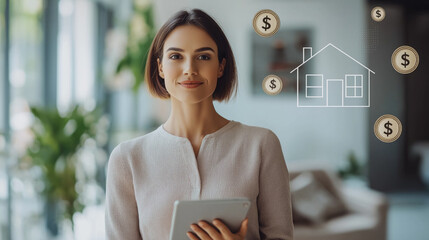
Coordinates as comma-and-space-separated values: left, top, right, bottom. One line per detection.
105, 144, 142, 240
257, 130, 294, 240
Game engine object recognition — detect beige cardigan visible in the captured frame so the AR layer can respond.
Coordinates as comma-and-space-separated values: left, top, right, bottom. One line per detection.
105, 121, 294, 239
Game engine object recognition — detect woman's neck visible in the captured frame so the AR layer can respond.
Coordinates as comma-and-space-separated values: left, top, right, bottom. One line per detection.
163, 97, 229, 141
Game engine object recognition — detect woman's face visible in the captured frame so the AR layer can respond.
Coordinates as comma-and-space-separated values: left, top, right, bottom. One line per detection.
158, 25, 226, 104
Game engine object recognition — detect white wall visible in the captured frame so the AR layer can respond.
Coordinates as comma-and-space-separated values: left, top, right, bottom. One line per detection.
152, 0, 369, 167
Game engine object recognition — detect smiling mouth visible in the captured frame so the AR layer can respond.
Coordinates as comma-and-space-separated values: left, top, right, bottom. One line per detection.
179, 81, 203, 88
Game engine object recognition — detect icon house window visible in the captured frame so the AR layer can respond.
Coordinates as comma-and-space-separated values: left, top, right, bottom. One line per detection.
306, 74, 323, 98
345, 74, 363, 98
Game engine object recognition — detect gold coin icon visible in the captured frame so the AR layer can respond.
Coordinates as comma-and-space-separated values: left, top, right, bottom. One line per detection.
391, 45, 419, 74
371, 6, 385, 22
374, 114, 402, 143
262, 75, 283, 95
253, 9, 280, 37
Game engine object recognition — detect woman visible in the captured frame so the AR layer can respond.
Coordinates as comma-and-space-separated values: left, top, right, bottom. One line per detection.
105, 9, 294, 240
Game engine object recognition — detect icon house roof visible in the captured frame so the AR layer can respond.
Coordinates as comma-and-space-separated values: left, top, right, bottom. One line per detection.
290, 43, 375, 74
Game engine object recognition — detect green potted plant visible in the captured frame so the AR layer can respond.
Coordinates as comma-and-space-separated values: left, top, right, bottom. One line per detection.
24, 105, 102, 236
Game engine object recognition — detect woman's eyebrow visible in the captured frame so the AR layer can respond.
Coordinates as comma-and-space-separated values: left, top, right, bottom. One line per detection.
166, 47, 215, 53
195, 47, 215, 53
166, 47, 183, 52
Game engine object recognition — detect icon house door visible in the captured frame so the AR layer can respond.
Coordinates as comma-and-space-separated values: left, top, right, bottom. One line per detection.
327, 79, 344, 106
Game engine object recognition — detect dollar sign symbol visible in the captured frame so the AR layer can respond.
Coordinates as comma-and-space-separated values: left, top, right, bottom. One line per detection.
401, 52, 410, 68
384, 121, 393, 137
262, 15, 271, 31
269, 79, 276, 90
376, 9, 381, 18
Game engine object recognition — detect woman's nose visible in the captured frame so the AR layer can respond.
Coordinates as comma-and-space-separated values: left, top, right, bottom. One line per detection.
183, 60, 197, 76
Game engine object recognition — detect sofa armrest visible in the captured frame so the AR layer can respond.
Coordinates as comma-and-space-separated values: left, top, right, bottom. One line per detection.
342, 186, 389, 217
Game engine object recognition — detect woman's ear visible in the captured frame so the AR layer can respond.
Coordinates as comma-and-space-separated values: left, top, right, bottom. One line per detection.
218, 58, 226, 78
157, 58, 165, 78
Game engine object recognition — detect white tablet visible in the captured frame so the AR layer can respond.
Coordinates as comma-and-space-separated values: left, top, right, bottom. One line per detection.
169, 198, 251, 240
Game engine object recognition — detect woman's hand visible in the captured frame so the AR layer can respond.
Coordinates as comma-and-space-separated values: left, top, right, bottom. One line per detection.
186, 218, 248, 240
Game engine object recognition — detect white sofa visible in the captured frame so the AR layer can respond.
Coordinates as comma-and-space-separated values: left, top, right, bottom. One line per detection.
289, 164, 388, 240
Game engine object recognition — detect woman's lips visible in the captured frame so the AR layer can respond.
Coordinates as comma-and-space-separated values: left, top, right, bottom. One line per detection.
179, 81, 203, 88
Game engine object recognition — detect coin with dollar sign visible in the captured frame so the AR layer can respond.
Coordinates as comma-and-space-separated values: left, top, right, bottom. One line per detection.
253, 9, 280, 37
374, 114, 402, 143
262, 75, 283, 95
371, 6, 385, 22
391, 45, 419, 74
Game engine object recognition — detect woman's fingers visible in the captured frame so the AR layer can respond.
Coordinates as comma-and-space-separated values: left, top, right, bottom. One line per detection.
189, 221, 223, 240
212, 218, 248, 239
237, 218, 248, 237
212, 219, 232, 236
190, 223, 212, 239
189, 219, 248, 240
187, 231, 200, 240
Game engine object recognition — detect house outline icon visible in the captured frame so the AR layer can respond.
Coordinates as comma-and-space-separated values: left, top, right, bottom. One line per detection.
290, 43, 375, 107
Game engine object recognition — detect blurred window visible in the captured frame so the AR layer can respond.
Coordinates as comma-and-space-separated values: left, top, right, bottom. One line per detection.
57, 0, 96, 112
2, 0, 109, 239
7, 0, 45, 239
0, 1, 8, 239
0, 0, 6, 133
9, 0, 44, 154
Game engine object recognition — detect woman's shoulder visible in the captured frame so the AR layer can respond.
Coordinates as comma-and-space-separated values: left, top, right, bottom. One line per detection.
107, 127, 167, 170
111, 126, 163, 154
231, 122, 283, 154
232, 121, 278, 141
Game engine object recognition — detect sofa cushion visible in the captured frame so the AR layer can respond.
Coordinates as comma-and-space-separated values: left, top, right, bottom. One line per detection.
291, 172, 347, 224
294, 214, 378, 240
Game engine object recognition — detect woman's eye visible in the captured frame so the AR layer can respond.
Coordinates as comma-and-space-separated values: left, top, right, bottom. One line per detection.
169, 54, 181, 60
198, 55, 210, 60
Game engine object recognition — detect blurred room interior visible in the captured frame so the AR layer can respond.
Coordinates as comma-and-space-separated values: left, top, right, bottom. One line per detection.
0, 0, 428, 239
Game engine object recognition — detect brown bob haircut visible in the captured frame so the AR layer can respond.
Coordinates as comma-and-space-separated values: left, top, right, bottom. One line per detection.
145, 9, 237, 102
